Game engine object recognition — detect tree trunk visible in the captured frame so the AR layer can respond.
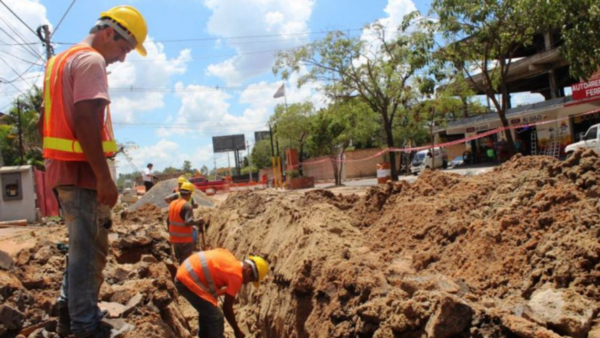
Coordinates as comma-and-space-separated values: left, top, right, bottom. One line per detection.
298, 143, 304, 177
500, 80, 516, 157
337, 148, 345, 186
384, 122, 398, 181
330, 156, 340, 186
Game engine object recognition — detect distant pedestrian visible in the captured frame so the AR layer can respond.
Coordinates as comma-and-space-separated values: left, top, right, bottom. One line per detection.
143, 163, 155, 192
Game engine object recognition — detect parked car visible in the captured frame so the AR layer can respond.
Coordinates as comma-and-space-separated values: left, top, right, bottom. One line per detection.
448, 156, 464, 168
565, 123, 600, 157
410, 147, 448, 175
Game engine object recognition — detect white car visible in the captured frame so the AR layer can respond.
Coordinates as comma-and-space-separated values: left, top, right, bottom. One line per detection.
565, 124, 600, 157
410, 147, 448, 175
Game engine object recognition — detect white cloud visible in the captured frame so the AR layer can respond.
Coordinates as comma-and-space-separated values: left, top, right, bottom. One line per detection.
0, 0, 49, 109
358, 0, 418, 62
202, 0, 315, 85
108, 40, 191, 123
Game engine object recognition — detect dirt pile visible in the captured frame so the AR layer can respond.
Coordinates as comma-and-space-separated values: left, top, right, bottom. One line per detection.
0, 204, 197, 338
128, 178, 214, 211
205, 149, 600, 338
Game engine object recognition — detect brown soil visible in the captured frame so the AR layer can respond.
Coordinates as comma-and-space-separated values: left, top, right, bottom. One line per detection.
1, 150, 599, 338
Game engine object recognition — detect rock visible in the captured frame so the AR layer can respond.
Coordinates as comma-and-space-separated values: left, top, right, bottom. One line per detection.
122, 293, 143, 317
424, 295, 472, 338
104, 318, 135, 336
501, 315, 562, 338
15, 250, 30, 266
0, 271, 24, 299
0, 250, 13, 270
115, 236, 152, 249
528, 285, 596, 338
21, 271, 48, 289
18, 319, 57, 337
152, 289, 173, 309
32, 247, 53, 265
141, 254, 158, 263
161, 303, 191, 338
589, 324, 600, 338
0, 304, 24, 330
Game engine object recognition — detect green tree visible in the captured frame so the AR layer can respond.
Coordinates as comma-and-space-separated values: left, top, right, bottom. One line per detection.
308, 99, 379, 186
274, 12, 434, 181
431, 0, 600, 153
182, 160, 192, 173
251, 139, 273, 170
269, 102, 314, 175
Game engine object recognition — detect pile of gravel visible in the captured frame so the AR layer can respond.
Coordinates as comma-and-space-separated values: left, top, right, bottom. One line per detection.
127, 178, 214, 211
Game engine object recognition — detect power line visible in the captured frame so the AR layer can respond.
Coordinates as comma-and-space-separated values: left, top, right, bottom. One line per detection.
0, 17, 43, 59
0, 55, 31, 87
50, 0, 77, 38
0, 0, 38, 37
0, 47, 44, 66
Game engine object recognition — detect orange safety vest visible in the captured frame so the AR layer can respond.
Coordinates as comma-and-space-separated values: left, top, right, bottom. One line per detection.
42, 45, 117, 161
176, 249, 242, 306
168, 199, 193, 243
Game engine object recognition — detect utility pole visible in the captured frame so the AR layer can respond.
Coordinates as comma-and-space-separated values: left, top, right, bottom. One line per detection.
227, 152, 232, 178
246, 140, 253, 182
17, 98, 24, 165
36, 25, 54, 61
213, 156, 217, 181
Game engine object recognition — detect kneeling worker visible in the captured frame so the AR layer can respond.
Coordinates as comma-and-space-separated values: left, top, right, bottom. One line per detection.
168, 182, 204, 263
175, 249, 269, 338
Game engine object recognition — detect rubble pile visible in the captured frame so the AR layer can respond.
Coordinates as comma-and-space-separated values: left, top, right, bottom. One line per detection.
0, 204, 195, 338
128, 178, 214, 211
1, 149, 600, 337
207, 149, 600, 338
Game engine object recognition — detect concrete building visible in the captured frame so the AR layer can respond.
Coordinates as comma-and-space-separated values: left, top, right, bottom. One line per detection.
435, 31, 600, 162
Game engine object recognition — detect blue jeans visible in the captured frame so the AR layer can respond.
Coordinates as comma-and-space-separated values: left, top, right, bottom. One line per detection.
56, 186, 110, 336
175, 280, 224, 338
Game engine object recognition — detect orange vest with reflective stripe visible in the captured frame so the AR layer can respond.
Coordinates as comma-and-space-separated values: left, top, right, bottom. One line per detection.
42, 45, 117, 161
168, 199, 193, 243
175, 249, 243, 306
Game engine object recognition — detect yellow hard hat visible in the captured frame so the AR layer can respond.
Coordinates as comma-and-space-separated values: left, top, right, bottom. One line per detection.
100, 5, 148, 56
177, 176, 188, 184
180, 182, 195, 194
248, 255, 269, 287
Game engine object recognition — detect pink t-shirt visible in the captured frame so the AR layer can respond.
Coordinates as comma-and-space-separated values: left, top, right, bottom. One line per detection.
46, 46, 111, 190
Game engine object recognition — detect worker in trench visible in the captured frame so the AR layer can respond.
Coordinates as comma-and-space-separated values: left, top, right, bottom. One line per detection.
39, 5, 149, 338
175, 249, 269, 338
168, 182, 206, 262
165, 175, 199, 209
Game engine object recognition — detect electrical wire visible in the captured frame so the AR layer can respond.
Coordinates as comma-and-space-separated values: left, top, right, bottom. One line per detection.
0, 0, 38, 36
50, 0, 77, 38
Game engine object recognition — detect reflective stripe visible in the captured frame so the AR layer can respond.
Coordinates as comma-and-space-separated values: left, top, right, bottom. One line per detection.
184, 260, 214, 298
169, 221, 185, 226
198, 252, 218, 299
169, 232, 193, 238
43, 137, 117, 154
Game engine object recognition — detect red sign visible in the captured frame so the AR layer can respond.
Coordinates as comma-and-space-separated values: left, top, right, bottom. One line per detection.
466, 127, 475, 133
572, 75, 600, 101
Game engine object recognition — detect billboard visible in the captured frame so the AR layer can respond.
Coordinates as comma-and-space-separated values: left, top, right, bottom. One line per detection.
212, 134, 246, 153
254, 131, 270, 143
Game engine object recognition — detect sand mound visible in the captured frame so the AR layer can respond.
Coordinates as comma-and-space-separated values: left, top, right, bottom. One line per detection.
128, 178, 214, 211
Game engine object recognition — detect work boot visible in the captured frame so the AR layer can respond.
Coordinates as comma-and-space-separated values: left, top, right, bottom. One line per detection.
73, 321, 113, 338
56, 300, 71, 337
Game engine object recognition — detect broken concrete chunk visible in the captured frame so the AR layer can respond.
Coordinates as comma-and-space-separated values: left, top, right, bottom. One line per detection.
0, 304, 24, 330
0, 250, 13, 271
0, 271, 24, 299
32, 246, 53, 265
501, 315, 562, 338
528, 285, 596, 338
425, 294, 472, 338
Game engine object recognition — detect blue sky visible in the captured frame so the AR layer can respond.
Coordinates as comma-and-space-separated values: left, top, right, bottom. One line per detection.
1, 0, 542, 174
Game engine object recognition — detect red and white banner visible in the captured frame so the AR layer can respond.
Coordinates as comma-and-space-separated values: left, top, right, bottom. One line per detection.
572, 75, 600, 101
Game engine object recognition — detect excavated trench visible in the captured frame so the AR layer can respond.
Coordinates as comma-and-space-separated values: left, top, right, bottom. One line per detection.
1, 150, 600, 338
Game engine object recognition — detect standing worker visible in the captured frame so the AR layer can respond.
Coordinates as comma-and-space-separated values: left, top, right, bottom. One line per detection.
175, 249, 269, 338
41, 5, 149, 338
168, 182, 204, 263
143, 163, 155, 192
